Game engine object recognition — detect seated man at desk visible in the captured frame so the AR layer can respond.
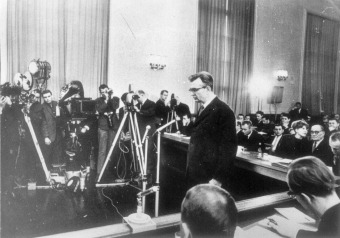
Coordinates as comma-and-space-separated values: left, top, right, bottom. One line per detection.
238, 120, 264, 152
181, 184, 238, 238
265, 124, 284, 154
179, 113, 193, 136
268, 156, 340, 238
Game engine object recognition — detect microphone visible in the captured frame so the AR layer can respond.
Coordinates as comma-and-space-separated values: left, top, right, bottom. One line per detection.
152, 120, 176, 136
142, 125, 151, 144
137, 186, 159, 198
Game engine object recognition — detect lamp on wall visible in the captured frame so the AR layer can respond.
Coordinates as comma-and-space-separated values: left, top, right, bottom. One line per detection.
149, 54, 166, 71
276, 70, 288, 81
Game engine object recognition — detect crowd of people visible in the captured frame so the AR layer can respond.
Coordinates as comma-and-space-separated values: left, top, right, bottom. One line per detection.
236, 103, 340, 176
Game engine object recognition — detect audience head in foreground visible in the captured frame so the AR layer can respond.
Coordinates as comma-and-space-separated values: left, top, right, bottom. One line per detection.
269, 156, 340, 238
181, 184, 237, 238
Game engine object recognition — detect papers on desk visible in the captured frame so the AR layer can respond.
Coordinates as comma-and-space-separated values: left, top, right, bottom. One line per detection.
271, 159, 292, 169
164, 132, 190, 139
240, 207, 317, 238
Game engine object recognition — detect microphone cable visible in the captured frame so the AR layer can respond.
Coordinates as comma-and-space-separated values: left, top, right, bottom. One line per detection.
101, 187, 124, 219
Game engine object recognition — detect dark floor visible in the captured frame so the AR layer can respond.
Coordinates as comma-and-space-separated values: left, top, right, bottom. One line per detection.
1, 154, 288, 238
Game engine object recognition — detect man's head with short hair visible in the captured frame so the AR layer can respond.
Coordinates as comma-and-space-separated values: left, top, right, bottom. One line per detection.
241, 120, 252, 136
288, 156, 335, 197
181, 184, 237, 238
329, 131, 340, 157
287, 156, 338, 217
42, 89, 52, 104
160, 90, 168, 101
295, 102, 302, 109
273, 124, 284, 136
281, 113, 290, 124
136, 90, 146, 103
188, 71, 214, 104
237, 114, 244, 121
310, 124, 325, 141
255, 111, 264, 122
245, 115, 251, 121
328, 117, 339, 132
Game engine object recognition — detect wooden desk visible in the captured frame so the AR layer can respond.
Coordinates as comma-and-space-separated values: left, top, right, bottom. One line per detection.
162, 133, 288, 182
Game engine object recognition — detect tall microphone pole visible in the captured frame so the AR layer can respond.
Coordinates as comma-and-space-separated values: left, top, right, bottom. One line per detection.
152, 120, 176, 136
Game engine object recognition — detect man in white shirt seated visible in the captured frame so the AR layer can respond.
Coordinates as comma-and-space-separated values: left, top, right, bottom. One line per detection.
265, 124, 284, 154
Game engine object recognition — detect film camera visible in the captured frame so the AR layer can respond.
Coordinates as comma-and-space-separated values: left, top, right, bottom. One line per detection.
170, 93, 177, 110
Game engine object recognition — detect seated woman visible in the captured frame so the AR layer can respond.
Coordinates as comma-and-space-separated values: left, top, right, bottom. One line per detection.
275, 120, 309, 159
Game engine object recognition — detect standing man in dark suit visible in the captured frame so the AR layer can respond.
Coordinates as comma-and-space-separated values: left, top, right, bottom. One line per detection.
155, 90, 170, 127
308, 124, 333, 166
186, 71, 237, 188
95, 84, 120, 178
289, 102, 308, 121
134, 90, 157, 178
41, 90, 66, 169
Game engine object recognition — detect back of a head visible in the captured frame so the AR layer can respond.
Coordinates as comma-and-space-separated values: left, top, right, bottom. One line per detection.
181, 184, 237, 238
288, 156, 335, 197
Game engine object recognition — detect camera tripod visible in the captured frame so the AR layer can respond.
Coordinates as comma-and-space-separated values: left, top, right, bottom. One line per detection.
166, 108, 179, 133
97, 106, 156, 214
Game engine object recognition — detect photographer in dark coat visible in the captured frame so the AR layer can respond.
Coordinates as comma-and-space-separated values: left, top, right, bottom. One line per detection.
186, 71, 237, 189
95, 84, 120, 179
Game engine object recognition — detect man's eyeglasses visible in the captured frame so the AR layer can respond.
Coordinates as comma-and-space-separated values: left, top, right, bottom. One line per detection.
287, 191, 299, 199
189, 86, 206, 93
310, 131, 321, 135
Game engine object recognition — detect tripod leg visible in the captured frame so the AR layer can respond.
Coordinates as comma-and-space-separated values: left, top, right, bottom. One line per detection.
133, 113, 145, 171
128, 122, 137, 172
155, 132, 161, 217
174, 111, 179, 131
23, 113, 50, 181
128, 112, 145, 176
97, 112, 128, 183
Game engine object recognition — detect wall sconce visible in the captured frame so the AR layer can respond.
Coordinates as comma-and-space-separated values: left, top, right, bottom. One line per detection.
28, 59, 51, 80
149, 54, 166, 71
276, 70, 288, 81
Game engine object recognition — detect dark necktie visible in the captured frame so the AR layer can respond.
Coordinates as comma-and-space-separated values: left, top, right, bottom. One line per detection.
198, 105, 204, 116
312, 141, 317, 152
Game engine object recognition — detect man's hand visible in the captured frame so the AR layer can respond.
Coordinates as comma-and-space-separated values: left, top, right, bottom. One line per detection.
267, 216, 300, 238
45, 137, 51, 145
133, 105, 140, 113
209, 179, 222, 187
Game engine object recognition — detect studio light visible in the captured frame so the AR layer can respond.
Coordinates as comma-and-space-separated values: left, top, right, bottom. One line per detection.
28, 59, 51, 80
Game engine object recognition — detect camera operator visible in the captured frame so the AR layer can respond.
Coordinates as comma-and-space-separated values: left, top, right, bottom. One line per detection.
133, 90, 157, 181
95, 84, 120, 179
41, 89, 68, 169
1, 91, 24, 186
155, 90, 171, 127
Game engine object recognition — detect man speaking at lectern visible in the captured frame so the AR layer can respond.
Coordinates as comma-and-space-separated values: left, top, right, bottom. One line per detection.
186, 71, 237, 189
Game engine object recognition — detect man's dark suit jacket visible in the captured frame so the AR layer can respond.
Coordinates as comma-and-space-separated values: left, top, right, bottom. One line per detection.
42, 101, 66, 142
155, 99, 170, 125
266, 135, 283, 154
308, 138, 333, 166
186, 97, 237, 187
238, 130, 264, 152
289, 108, 308, 121
297, 203, 340, 238
137, 99, 157, 136
275, 134, 309, 159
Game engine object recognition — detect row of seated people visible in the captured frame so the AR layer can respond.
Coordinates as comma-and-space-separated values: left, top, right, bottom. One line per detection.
237, 119, 340, 174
